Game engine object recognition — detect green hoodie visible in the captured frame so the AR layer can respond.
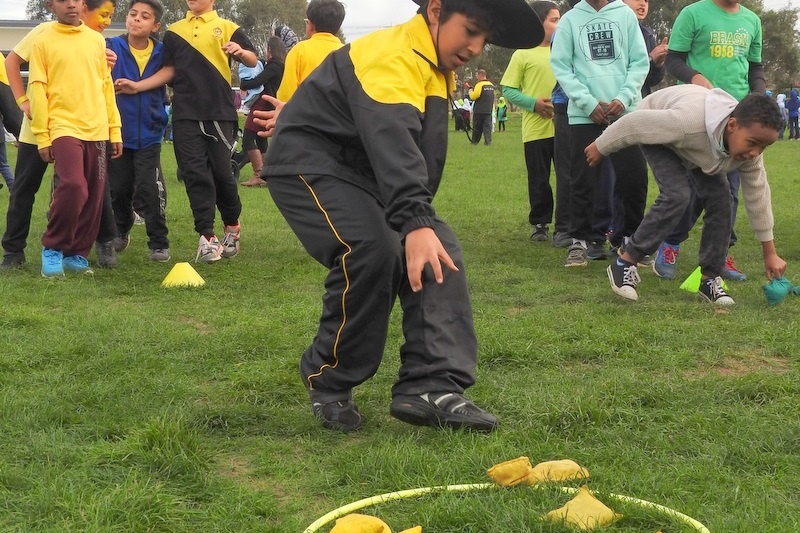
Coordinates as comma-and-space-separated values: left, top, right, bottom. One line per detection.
550, 0, 649, 125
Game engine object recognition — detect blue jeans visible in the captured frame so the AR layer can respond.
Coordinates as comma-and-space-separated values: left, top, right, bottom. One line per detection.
0, 137, 14, 189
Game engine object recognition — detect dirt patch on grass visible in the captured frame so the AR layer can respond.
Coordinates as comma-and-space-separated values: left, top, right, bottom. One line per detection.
686, 354, 790, 379
177, 316, 211, 335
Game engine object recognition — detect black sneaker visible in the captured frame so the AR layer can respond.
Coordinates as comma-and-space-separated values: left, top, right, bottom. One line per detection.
607, 258, 640, 301
113, 233, 130, 253
530, 224, 549, 242
311, 399, 364, 432
95, 241, 118, 268
390, 392, 498, 432
1, 252, 25, 270
564, 243, 588, 267
698, 276, 735, 306
587, 241, 610, 260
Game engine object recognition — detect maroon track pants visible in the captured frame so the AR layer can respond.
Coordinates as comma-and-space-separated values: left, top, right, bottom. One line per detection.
41, 137, 107, 258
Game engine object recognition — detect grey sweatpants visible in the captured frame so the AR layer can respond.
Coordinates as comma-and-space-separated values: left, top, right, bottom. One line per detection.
625, 145, 732, 279
268, 174, 478, 403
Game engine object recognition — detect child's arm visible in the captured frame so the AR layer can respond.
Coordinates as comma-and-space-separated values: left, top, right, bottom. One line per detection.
221, 41, 257, 68
611, 13, 650, 113
102, 60, 123, 158
5, 52, 30, 119
114, 66, 174, 94
739, 159, 785, 279
276, 48, 300, 102
27, 45, 51, 161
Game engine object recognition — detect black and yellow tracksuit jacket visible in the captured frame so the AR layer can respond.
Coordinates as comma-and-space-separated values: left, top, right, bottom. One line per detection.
264, 14, 454, 237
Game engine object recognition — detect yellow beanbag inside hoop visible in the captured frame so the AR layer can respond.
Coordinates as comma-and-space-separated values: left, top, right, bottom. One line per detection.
544, 485, 622, 530
330, 513, 421, 533
486, 456, 533, 486
527, 459, 590, 485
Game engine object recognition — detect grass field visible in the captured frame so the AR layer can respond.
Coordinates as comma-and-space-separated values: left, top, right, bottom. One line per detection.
1, 113, 799, 532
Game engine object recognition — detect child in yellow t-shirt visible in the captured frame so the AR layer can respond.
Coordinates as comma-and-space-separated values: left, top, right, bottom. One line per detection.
28, 0, 122, 277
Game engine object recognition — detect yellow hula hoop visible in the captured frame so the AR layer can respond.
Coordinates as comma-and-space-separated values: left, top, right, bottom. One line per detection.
302, 483, 711, 533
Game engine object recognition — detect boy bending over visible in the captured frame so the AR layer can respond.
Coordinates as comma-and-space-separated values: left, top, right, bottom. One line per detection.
263, 0, 543, 432
586, 85, 786, 304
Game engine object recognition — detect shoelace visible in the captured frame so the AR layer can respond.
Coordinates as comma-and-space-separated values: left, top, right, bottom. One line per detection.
221, 232, 237, 248
622, 264, 641, 286
707, 277, 728, 299
661, 245, 678, 265
724, 256, 743, 273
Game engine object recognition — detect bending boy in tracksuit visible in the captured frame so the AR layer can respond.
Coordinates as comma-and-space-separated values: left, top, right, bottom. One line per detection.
262, 0, 543, 433
107, 0, 170, 262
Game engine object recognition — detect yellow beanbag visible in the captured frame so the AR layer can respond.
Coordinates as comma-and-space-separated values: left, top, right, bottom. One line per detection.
527, 459, 590, 485
330, 514, 421, 533
487, 456, 533, 486
544, 485, 621, 531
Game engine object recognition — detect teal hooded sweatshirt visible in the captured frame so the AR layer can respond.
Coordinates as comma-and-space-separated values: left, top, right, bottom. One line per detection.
550, 0, 649, 125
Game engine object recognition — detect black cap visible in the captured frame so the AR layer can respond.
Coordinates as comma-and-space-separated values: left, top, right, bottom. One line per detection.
411, 0, 544, 49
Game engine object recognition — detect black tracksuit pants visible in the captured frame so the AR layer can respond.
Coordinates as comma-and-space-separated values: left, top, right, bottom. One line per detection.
109, 144, 169, 250
173, 119, 241, 237
2, 142, 48, 257
268, 174, 478, 403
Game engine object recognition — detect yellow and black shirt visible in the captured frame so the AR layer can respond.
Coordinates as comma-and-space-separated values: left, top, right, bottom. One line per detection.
162, 10, 255, 121
264, 14, 453, 237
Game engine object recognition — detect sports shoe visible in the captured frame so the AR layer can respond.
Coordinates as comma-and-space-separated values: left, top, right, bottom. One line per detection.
530, 224, 549, 242
62, 254, 93, 275
311, 399, 364, 432
221, 223, 240, 258
565, 243, 588, 267
113, 233, 130, 253
698, 276, 735, 305
95, 240, 117, 268
1, 252, 25, 271
41, 248, 64, 278
587, 241, 610, 260
195, 235, 222, 263
552, 231, 572, 248
607, 258, 640, 301
390, 392, 498, 432
722, 256, 747, 281
149, 248, 171, 262
637, 254, 654, 267
133, 211, 145, 225
653, 242, 679, 279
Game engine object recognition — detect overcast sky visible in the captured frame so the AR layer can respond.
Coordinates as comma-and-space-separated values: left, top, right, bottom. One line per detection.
1, 0, 795, 39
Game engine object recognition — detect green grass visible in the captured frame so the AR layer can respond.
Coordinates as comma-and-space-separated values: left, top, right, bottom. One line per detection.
1, 114, 799, 532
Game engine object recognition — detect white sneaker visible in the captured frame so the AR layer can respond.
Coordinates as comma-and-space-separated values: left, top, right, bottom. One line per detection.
195, 235, 222, 263
221, 223, 240, 258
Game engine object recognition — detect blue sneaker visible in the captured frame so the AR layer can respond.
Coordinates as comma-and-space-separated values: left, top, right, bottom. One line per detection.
653, 242, 679, 279
41, 248, 65, 278
62, 254, 93, 275
722, 256, 747, 281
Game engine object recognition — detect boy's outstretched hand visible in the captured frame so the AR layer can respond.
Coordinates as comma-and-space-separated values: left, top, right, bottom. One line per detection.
762, 240, 787, 280
404, 227, 459, 292
252, 94, 285, 138
585, 142, 604, 167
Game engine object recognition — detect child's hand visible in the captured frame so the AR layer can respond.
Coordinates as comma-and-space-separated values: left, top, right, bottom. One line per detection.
252, 95, 285, 138
404, 227, 459, 292
650, 37, 668, 67
690, 74, 713, 89
221, 41, 244, 59
605, 99, 624, 118
589, 104, 608, 125
105, 48, 117, 70
114, 78, 138, 94
38, 146, 53, 163
110, 142, 123, 159
585, 142, 604, 167
19, 100, 31, 120
534, 97, 553, 119
764, 253, 787, 281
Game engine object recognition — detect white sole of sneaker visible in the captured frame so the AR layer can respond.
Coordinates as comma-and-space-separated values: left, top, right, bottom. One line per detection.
607, 265, 638, 301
